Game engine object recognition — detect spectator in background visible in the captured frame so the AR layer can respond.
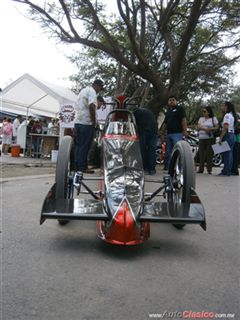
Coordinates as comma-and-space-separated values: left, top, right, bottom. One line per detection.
51, 119, 59, 135
27, 116, 33, 124
47, 119, 54, 133
88, 95, 106, 169
12, 115, 21, 143
31, 118, 43, 157
133, 107, 158, 175
26, 117, 34, 156
1, 117, 7, 124
160, 96, 188, 170
218, 101, 237, 176
74, 79, 104, 173
197, 106, 218, 174
231, 110, 240, 175
1, 118, 13, 155
41, 119, 48, 134
0, 117, 7, 156
47, 118, 59, 135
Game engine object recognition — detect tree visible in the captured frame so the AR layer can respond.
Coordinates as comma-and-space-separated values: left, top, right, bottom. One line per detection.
230, 85, 240, 109
11, 0, 240, 115
68, 47, 139, 95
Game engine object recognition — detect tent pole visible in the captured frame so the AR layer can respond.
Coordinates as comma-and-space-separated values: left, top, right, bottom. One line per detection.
23, 107, 30, 157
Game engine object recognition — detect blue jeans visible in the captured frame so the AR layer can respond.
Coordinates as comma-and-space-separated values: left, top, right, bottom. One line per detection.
32, 137, 41, 157
139, 132, 158, 172
164, 133, 183, 169
232, 141, 240, 174
74, 124, 94, 171
221, 133, 236, 175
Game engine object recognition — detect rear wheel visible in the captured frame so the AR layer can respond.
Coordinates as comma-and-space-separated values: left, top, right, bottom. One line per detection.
168, 141, 195, 229
55, 136, 74, 225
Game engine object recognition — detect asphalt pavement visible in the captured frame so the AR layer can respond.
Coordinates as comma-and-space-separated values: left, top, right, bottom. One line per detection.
1, 160, 239, 320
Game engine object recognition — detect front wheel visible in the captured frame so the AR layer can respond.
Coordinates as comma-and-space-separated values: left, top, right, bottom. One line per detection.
168, 141, 196, 229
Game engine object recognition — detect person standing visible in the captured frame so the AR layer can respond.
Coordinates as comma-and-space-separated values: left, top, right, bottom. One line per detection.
0, 117, 7, 156
31, 119, 43, 157
133, 107, 158, 175
12, 115, 21, 143
74, 79, 104, 173
26, 117, 34, 156
160, 95, 188, 170
47, 119, 54, 134
231, 111, 240, 175
218, 101, 237, 176
1, 118, 13, 155
197, 106, 218, 174
88, 95, 106, 169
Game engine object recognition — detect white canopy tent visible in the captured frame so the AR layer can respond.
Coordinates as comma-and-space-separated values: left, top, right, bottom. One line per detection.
0, 73, 77, 118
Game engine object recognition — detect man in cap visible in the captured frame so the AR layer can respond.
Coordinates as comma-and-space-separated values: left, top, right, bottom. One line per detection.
74, 79, 104, 173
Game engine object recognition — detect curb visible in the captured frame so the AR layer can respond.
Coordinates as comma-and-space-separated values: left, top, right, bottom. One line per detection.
1, 174, 55, 183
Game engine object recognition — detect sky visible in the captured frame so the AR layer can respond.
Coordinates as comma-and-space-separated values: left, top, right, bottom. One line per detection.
0, 1, 239, 91
0, 1, 78, 89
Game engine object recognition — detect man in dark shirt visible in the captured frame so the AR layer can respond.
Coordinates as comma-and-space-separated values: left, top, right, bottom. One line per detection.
133, 107, 158, 175
160, 96, 188, 170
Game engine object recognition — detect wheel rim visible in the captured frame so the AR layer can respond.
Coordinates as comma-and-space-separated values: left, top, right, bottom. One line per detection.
213, 154, 222, 166
171, 152, 184, 203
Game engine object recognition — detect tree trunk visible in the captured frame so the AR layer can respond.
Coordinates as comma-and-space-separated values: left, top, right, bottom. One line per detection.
146, 87, 169, 116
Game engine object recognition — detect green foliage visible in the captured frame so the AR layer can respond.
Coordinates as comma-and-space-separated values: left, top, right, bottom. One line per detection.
12, 0, 240, 115
230, 86, 240, 110
68, 49, 119, 94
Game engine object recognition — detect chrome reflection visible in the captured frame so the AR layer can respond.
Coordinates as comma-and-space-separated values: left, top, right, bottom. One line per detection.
102, 135, 144, 219
172, 153, 184, 203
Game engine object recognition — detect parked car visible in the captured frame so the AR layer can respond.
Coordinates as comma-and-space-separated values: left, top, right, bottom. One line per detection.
156, 130, 223, 167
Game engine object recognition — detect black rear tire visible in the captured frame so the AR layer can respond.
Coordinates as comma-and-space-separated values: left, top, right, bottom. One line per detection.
55, 136, 73, 225
168, 141, 196, 230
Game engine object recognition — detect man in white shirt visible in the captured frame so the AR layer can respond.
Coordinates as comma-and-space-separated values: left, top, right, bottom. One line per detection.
218, 101, 237, 176
12, 115, 21, 143
74, 79, 104, 173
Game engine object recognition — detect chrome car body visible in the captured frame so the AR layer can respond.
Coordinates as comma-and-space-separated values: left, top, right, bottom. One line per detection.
41, 109, 206, 245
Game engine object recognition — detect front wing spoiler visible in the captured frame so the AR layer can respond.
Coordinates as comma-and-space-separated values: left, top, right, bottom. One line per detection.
40, 184, 109, 225
139, 202, 206, 230
41, 185, 206, 230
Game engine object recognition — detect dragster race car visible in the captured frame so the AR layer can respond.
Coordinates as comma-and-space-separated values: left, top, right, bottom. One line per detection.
41, 105, 206, 245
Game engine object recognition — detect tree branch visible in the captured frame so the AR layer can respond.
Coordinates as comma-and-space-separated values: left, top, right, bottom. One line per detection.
117, 0, 148, 67
139, 0, 146, 54
169, 0, 211, 85
12, 0, 75, 41
58, 0, 81, 40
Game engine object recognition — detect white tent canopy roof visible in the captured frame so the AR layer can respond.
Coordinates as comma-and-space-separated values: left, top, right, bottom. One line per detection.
0, 73, 77, 118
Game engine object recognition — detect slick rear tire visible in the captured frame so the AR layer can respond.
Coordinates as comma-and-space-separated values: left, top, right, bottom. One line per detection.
168, 140, 196, 230
55, 135, 73, 225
